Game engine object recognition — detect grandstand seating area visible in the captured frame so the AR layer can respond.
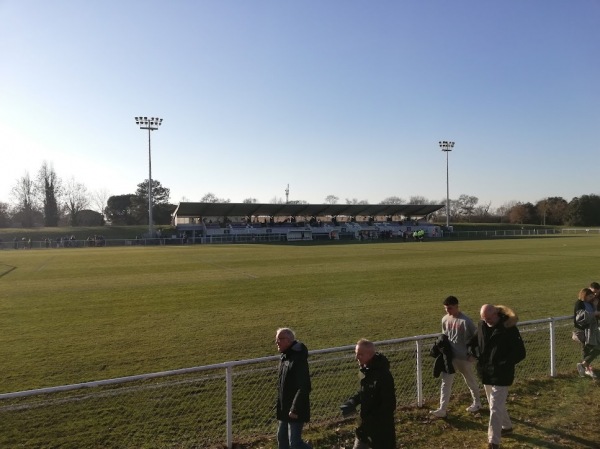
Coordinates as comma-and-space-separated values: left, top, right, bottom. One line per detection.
172, 201, 444, 243
176, 219, 441, 243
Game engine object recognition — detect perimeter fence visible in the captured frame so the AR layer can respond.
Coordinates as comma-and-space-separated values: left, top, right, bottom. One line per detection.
0, 316, 577, 448
2, 227, 585, 250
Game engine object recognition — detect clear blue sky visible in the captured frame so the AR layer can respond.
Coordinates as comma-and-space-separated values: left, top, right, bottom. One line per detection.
1, 1, 598, 210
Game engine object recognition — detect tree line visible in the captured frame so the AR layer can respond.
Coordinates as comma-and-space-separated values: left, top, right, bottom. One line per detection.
0, 162, 177, 228
299, 193, 600, 227
2, 163, 600, 227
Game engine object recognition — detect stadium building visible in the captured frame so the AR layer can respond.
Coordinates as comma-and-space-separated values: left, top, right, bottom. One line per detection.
172, 202, 445, 244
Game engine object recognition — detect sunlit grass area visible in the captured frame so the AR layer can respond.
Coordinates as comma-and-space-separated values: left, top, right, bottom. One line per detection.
0, 236, 596, 393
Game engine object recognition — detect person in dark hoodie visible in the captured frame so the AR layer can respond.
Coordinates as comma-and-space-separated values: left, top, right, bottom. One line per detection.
275, 327, 312, 449
470, 304, 526, 449
340, 338, 396, 449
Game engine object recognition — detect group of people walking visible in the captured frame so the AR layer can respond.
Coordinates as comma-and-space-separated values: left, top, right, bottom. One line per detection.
275, 328, 397, 449
274, 296, 528, 449
429, 298, 526, 449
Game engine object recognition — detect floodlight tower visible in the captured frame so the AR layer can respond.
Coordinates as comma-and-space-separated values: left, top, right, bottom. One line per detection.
439, 140, 455, 228
135, 116, 163, 238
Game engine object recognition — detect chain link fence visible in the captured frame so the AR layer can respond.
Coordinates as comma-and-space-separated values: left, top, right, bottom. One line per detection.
0, 316, 577, 448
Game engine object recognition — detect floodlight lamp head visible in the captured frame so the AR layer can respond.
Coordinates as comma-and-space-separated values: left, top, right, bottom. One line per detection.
135, 116, 163, 129
439, 140, 455, 151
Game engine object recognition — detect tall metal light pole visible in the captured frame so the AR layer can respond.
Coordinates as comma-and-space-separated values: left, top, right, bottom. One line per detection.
135, 116, 163, 238
439, 140, 455, 228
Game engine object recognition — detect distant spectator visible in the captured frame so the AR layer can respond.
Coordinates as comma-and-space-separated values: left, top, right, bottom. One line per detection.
574, 287, 600, 379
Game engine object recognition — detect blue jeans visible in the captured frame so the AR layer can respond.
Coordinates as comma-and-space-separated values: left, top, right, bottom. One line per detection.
277, 421, 312, 449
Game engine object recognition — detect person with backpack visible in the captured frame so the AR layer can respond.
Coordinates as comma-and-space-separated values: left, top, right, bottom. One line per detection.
573, 287, 600, 379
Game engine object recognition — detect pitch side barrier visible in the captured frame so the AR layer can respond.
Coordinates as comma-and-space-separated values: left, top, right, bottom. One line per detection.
0, 316, 575, 448
0, 229, 571, 250
0, 237, 188, 249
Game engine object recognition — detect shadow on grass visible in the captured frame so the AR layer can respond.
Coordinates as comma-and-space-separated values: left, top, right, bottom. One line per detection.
507, 417, 598, 449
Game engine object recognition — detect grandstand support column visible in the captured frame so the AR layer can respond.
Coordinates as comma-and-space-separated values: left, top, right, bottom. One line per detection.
439, 140, 454, 228
135, 117, 163, 238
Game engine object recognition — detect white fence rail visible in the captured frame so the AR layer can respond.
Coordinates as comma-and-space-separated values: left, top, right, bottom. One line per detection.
0, 316, 576, 448
447, 229, 561, 238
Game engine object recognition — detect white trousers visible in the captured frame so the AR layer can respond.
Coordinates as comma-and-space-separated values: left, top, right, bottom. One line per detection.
438, 358, 481, 411
484, 384, 512, 445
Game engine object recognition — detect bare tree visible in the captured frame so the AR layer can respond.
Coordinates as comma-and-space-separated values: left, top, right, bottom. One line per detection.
91, 188, 111, 218
269, 196, 285, 204
346, 198, 369, 204
473, 201, 492, 220
201, 192, 230, 203
325, 195, 339, 204
495, 200, 518, 222
408, 195, 432, 205
11, 172, 38, 227
64, 178, 90, 226
243, 198, 258, 203
379, 196, 405, 205
0, 201, 10, 227
36, 161, 62, 227
456, 194, 479, 221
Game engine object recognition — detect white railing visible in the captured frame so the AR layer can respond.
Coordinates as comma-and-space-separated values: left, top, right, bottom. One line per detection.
0, 316, 575, 448
561, 228, 600, 234
447, 229, 561, 238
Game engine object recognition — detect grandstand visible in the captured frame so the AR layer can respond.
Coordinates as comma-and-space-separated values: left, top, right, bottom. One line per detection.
172, 202, 444, 243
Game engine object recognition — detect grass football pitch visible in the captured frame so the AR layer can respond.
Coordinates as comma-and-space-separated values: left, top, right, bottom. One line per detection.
0, 235, 595, 394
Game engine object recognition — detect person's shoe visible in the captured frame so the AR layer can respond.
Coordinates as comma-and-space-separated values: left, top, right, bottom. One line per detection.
429, 408, 447, 418
488, 444, 500, 449
466, 403, 481, 413
585, 368, 598, 379
577, 363, 586, 377
501, 427, 513, 435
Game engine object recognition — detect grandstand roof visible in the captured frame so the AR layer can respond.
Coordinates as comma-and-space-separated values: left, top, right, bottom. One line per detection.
173, 202, 444, 218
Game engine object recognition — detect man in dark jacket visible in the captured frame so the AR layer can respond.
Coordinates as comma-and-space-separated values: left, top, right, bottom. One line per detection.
470, 305, 526, 449
275, 327, 312, 449
341, 338, 396, 449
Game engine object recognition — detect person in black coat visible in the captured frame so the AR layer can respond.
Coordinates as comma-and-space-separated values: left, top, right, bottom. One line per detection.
341, 338, 396, 449
469, 304, 526, 449
275, 328, 312, 449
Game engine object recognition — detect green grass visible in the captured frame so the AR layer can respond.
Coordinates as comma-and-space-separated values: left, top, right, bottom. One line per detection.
0, 236, 596, 392
1, 236, 600, 448
292, 374, 600, 449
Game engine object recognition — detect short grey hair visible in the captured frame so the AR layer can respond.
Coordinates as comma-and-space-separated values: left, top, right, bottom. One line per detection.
276, 327, 296, 340
356, 338, 375, 352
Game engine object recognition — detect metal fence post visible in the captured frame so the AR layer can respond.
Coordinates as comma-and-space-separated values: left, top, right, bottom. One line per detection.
415, 339, 423, 407
226, 364, 233, 449
549, 318, 557, 377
